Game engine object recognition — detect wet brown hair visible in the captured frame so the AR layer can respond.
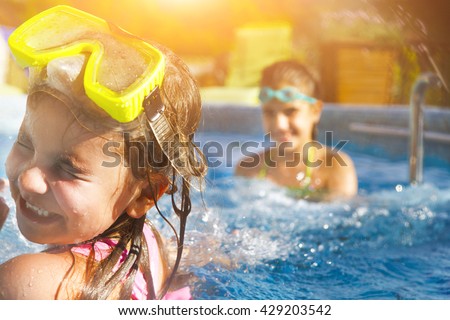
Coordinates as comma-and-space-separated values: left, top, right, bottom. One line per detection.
260, 60, 321, 99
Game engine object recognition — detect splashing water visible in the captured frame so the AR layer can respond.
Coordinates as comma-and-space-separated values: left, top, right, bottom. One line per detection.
153, 148, 450, 299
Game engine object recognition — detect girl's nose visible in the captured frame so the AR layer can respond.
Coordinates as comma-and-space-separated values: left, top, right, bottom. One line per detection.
274, 112, 290, 131
18, 166, 49, 195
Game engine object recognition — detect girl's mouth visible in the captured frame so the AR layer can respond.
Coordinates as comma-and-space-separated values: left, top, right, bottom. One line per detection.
26, 201, 50, 217
18, 197, 60, 224
276, 135, 290, 143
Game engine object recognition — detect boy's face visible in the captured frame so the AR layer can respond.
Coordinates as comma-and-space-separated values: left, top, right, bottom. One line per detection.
5, 92, 142, 245
261, 82, 321, 154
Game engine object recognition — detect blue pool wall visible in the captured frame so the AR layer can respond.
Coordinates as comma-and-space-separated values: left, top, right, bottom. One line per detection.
200, 103, 450, 162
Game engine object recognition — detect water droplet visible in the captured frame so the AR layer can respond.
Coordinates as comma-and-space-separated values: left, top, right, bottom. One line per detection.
395, 184, 403, 192
355, 207, 368, 217
296, 172, 305, 181
323, 224, 329, 230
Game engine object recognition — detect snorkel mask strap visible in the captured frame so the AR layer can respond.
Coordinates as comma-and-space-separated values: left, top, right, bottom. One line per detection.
144, 87, 201, 189
144, 86, 184, 176
144, 86, 166, 123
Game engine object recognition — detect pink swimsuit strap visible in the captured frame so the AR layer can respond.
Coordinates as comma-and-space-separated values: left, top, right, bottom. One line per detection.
71, 223, 191, 300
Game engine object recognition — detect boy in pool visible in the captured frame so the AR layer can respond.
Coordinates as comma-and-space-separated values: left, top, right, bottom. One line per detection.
236, 60, 357, 201
0, 6, 206, 299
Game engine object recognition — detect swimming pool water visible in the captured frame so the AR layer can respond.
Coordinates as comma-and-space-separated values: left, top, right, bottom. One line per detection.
181, 132, 450, 299
1, 131, 449, 299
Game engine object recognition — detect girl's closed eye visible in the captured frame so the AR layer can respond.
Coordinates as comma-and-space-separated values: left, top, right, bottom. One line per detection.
55, 156, 91, 181
16, 132, 34, 151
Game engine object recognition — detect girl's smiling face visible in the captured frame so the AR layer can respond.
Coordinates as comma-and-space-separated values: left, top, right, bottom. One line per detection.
261, 82, 321, 153
5, 92, 142, 245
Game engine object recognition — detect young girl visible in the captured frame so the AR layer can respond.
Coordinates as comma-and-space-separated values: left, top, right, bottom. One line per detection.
236, 60, 357, 201
0, 5, 206, 299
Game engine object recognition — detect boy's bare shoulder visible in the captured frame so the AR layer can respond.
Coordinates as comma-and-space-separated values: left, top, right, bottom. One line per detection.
235, 151, 266, 177
0, 249, 78, 299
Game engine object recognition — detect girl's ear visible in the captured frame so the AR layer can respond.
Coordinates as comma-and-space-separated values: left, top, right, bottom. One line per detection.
126, 173, 170, 219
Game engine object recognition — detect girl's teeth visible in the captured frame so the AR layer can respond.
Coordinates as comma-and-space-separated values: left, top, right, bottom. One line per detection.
26, 201, 50, 217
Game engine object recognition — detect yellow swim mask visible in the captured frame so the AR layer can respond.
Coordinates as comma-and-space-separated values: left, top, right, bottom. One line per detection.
8, 5, 165, 123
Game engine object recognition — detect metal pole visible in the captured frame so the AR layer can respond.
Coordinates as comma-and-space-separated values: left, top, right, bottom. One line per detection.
409, 73, 440, 185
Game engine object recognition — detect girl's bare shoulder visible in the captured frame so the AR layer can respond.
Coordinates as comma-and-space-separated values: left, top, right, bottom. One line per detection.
317, 147, 357, 198
0, 248, 80, 299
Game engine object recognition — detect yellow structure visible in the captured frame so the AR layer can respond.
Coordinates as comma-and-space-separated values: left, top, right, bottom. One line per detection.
226, 22, 293, 87
321, 42, 398, 105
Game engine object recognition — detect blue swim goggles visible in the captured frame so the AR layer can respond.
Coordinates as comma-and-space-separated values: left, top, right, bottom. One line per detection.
259, 86, 317, 104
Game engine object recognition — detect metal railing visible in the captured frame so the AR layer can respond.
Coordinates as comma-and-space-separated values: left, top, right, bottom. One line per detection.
409, 73, 441, 185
